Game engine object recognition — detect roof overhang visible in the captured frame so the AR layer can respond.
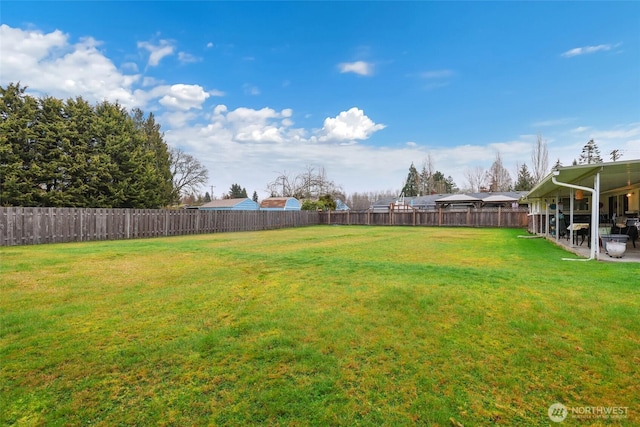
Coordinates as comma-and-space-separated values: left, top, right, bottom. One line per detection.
436, 194, 482, 203
526, 160, 640, 200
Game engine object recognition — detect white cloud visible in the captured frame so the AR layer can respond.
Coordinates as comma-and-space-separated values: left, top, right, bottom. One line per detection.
315, 108, 386, 143
561, 44, 615, 58
206, 42, 214, 48
121, 62, 139, 72
158, 84, 211, 110
208, 89, 226, 97
532, 118, 575, 127
589, 123, 640, 140
338, 61, 374, 76
571, 126, 590, 133
0, 24, 219, 113
0, 25, 141, 108
243, 84, 260, 95
419, 69, 454, 90
178, 52, 201, 63
137, 39, 175, 66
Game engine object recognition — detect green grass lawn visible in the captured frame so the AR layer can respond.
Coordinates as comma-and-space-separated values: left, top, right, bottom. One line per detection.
1, 226, 638, 426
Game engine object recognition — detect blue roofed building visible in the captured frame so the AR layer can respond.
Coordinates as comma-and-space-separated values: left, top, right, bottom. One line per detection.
259, 197, 301, 211
198, 198, 259, 210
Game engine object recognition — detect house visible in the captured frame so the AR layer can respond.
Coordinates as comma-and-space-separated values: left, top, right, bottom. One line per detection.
435, 194, 482, 208
525, 159, 640, 260
335, 199, 350, 211
371, 192, 526, 212
370, 194, 448, 212
259, 197, 301, 211
198, 198, 259, 210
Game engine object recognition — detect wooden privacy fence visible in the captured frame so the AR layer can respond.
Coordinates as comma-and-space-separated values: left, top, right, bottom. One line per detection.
0, 207, 319, 246
319, 207, 529, 228
0, 206, 529, 246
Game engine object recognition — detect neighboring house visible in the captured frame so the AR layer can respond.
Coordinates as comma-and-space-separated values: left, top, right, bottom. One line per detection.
259, 197, 301, 211
371, 195, 447, 212
198, 198, 259, 211
335, 199, 350, 211
435, 194, 482, 208
371, 192, 526, 211
525, 159, 640, 260
474, 191, 528, 207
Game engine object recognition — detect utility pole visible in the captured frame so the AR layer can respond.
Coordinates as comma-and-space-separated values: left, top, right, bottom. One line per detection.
610, 149, 623, 162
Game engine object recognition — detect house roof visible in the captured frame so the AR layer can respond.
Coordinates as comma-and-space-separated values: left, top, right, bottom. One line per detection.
526, 159, 640, 199
436, 194, 482, 203
200, 198, 252, 208
481, 194, 520, 203
259, 197, 299, 209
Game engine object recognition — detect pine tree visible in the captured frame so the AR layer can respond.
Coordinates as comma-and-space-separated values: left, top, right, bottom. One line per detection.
0, 83, 40, 206
514, 163, 534, 191
578, 139, 603, 164
131, 109, 174, 207
252, 191, 258, 202
228, 183, 247, 198
401, 163, 420, 196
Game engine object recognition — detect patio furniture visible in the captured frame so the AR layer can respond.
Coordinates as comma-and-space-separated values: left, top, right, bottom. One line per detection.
610, 220, 638, 248
570, 223, 589, 245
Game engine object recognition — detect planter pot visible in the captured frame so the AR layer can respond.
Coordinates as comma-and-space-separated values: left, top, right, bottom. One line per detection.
606, 241, 626, 258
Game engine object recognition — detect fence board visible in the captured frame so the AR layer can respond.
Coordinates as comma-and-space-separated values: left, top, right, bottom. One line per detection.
0, 207, 321, 246
319, 208, 528, 228
1, 207, 529, 247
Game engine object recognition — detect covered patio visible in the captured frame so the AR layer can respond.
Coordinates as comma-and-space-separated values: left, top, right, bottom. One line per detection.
526, 160, 640, 261
548, 230, 640, 263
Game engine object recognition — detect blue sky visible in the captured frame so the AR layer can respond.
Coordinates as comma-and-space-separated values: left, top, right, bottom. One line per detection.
2, 1, 639, 198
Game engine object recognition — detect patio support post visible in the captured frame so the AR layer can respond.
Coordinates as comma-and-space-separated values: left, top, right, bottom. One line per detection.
554, 192, 560, 242
545, 200, 549, 237
552, 171, 600, 260
593, 172, 601, 258
569, 189, 575, 246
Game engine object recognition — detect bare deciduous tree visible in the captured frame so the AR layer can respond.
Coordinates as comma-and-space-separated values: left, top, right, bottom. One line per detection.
170, 147, 209, 202
464, 166, 487, 193
487, 152, 512, 192
419, 155, 435, 195
531, 134, 549, 184
266, 166, 343, 200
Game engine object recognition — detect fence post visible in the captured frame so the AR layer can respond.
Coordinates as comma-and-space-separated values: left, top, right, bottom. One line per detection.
125, 210, 131, 240
498, 206, 502, 227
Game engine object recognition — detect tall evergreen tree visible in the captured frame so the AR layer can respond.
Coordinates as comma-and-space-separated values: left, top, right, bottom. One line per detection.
228, 183, 248, 198
0, 83, 175, 208
401, 162, 420, 196
131, 109, 174, 207
514, 163, 534, 191
0, 83, 39, 206
578, 139, 603, 164
252, 191, 259, 202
